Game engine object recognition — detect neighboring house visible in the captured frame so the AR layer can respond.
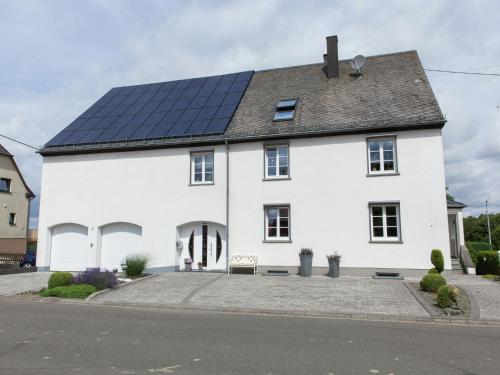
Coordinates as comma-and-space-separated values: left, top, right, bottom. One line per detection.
37, 35, 455, 274
0, 144, 35, 254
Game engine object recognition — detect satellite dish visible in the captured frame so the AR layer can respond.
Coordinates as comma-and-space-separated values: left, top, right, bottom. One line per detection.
350, 55, 366, 75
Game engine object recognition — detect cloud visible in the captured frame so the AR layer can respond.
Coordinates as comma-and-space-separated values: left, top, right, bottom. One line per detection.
0, 0, 498, 227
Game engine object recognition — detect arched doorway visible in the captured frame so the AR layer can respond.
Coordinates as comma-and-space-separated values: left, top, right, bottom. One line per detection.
177, 222, 226, 271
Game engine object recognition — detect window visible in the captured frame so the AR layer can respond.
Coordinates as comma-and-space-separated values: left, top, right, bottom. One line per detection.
0, 178, 11, 192
8, 213, 16, 226
369, 203, 401, 241
265, 206, 290, 241
191, 152, 213, 184
367, 138, 397, 174
274, 99, 297, 121
265, 145, 289, 179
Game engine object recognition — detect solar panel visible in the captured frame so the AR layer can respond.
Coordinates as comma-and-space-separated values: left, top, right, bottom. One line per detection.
44, 70, 254, 147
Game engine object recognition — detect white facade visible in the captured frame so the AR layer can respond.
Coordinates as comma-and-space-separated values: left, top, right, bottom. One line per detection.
37, 128, 451, 272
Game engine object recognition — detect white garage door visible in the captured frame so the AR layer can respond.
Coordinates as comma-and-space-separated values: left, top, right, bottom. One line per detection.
100, 223, 143, 271
50, 224, 90, 271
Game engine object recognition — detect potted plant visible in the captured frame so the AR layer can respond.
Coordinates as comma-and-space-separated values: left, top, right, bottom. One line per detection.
299, 248, 313, 277
184, 257, 193, 271
326, 252, 341, 278
197, 262, 203, 271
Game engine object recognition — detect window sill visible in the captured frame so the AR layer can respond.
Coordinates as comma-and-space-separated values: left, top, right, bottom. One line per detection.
369, 240, 403, 244
0, 191, 11, 194
262, 177, 291, 181
263, 240, 292, 243
189, 182, 214, 186
366, 172, 400, 177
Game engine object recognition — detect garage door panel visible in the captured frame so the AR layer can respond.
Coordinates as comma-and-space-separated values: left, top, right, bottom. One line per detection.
50, 224, 90, 271
100, 223, 143, 271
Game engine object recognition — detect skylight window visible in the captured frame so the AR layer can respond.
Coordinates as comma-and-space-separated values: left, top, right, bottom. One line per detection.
274, 99, 297, 121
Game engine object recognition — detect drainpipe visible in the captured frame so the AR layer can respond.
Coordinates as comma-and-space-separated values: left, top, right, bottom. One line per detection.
225, 140, 230, 273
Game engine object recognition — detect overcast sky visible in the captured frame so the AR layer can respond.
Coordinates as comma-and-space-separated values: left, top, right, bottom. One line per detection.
0, 0, 498, 227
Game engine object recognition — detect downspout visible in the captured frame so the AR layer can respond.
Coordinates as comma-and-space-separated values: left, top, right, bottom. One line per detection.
225, 140, 230, 273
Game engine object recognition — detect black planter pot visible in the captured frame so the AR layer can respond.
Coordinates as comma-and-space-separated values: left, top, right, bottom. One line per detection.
300, 255, 313, 277
328, 260, 340, 278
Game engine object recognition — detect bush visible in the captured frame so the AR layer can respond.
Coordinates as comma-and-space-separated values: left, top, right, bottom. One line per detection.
476, 251, 500, 275
466, 241, 493, 251
436, 285, 458, 308
48, 272, 74, 289
74, 268, 117, 290
125, 254, 150, 277
428, 268, 439, 274
40, 284, 97, 299
420, 273, 446, 292
431, 249, 444, 273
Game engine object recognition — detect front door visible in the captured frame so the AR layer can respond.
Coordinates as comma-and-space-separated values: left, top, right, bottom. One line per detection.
448, 214, 459, 259
180, 223, 226, 271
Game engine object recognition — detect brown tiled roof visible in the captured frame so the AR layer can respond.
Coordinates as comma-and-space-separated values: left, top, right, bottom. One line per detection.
40, 50, 444, 156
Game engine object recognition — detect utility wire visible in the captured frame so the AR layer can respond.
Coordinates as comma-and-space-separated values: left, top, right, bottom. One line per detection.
0, 134, 40, 151
424, 68, 500, 76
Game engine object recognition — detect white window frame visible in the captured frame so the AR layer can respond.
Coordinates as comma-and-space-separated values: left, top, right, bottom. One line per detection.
264, 205, 290, 241
369, 203, 401, 242
264, 144, 289, 179
190, 151, 214, 185
367, 137, 397, 175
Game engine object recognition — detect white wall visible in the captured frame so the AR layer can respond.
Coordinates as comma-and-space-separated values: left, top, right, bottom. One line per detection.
37, 145, 227, 271
37, 128, 451, 271
228, 128, 451, 270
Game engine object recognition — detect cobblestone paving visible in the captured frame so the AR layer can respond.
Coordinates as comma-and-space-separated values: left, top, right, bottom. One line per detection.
447, 274, 500, 320
0, 272, 51, 296
95, 273, 429, 317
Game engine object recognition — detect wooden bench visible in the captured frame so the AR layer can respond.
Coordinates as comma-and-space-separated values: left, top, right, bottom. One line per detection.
227, 254, 258, 275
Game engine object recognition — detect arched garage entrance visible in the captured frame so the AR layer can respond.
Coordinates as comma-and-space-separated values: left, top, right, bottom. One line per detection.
50, 223, 89, 271
100, 222, 143, 271
177, 222, 226, 271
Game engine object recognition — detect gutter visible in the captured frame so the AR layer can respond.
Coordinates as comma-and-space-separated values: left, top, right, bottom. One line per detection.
225, 140, 230, 273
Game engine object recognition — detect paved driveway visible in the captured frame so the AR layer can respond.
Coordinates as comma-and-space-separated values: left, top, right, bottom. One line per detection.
93, 273, 429, 317
0, 272, 51, 296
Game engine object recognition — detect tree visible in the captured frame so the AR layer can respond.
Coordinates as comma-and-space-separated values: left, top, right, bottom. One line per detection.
492, 226, 500, 251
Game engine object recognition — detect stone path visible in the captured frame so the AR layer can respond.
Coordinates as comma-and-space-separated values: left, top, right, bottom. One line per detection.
94, 273, 429, 317
0, 272, 51, 296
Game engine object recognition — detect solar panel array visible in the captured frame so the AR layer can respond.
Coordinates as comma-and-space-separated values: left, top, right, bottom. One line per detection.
45, 71, 254, 147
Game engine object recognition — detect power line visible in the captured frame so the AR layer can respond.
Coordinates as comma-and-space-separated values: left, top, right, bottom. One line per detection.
0, 134, 40, 151
424, 68, 500, 76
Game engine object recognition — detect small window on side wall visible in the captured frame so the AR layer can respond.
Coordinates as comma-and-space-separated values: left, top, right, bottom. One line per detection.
367, 137, 397, 174
274, 99, 297, 121
9, 213, 16, 226
369, 203, 401, 242
265, 144, 289, 179
191, 151, 214, 185
0, 178, 11, 192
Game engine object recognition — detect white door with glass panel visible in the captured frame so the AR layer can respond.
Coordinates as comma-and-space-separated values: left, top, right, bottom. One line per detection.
179, 223, 226, 271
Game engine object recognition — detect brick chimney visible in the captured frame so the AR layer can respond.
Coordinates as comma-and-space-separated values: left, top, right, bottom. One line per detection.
325, 35, 339, 78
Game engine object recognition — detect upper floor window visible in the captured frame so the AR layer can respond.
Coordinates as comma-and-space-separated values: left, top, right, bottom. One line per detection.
369, 203, 401, 242
191, 151, 213, 184
265, 205, 290, 241
265, 144, 289, 179
367, 137, 397, 174
0, 178, 11, 192
274, 99, 297, 121
9, 213, 16, 226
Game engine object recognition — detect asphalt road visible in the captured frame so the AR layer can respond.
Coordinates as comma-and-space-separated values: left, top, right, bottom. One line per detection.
0, 300, 499, 375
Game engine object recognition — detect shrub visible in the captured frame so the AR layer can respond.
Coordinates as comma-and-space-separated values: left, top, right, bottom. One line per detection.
74, 268, 117, 290
475, 251, 500, 275
428, 268, 439, 274
40, 284, 97, 299
466, 241, 492, 251
48, 272, 74, 289
125, 254, 150, 277
299, 248, 313, 256
436, 285, 458, 308
431, 249, 444, 273
420, 273, 446, 292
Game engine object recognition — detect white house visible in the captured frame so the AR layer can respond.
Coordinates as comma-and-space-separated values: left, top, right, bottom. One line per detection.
36, 35, 464, 275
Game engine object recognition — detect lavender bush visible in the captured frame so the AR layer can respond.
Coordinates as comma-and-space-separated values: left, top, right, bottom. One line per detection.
74, 268, 118, 290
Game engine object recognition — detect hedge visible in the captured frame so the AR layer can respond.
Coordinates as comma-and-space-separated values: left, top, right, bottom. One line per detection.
40, 284, 97, 299
475, 251, 500, 275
